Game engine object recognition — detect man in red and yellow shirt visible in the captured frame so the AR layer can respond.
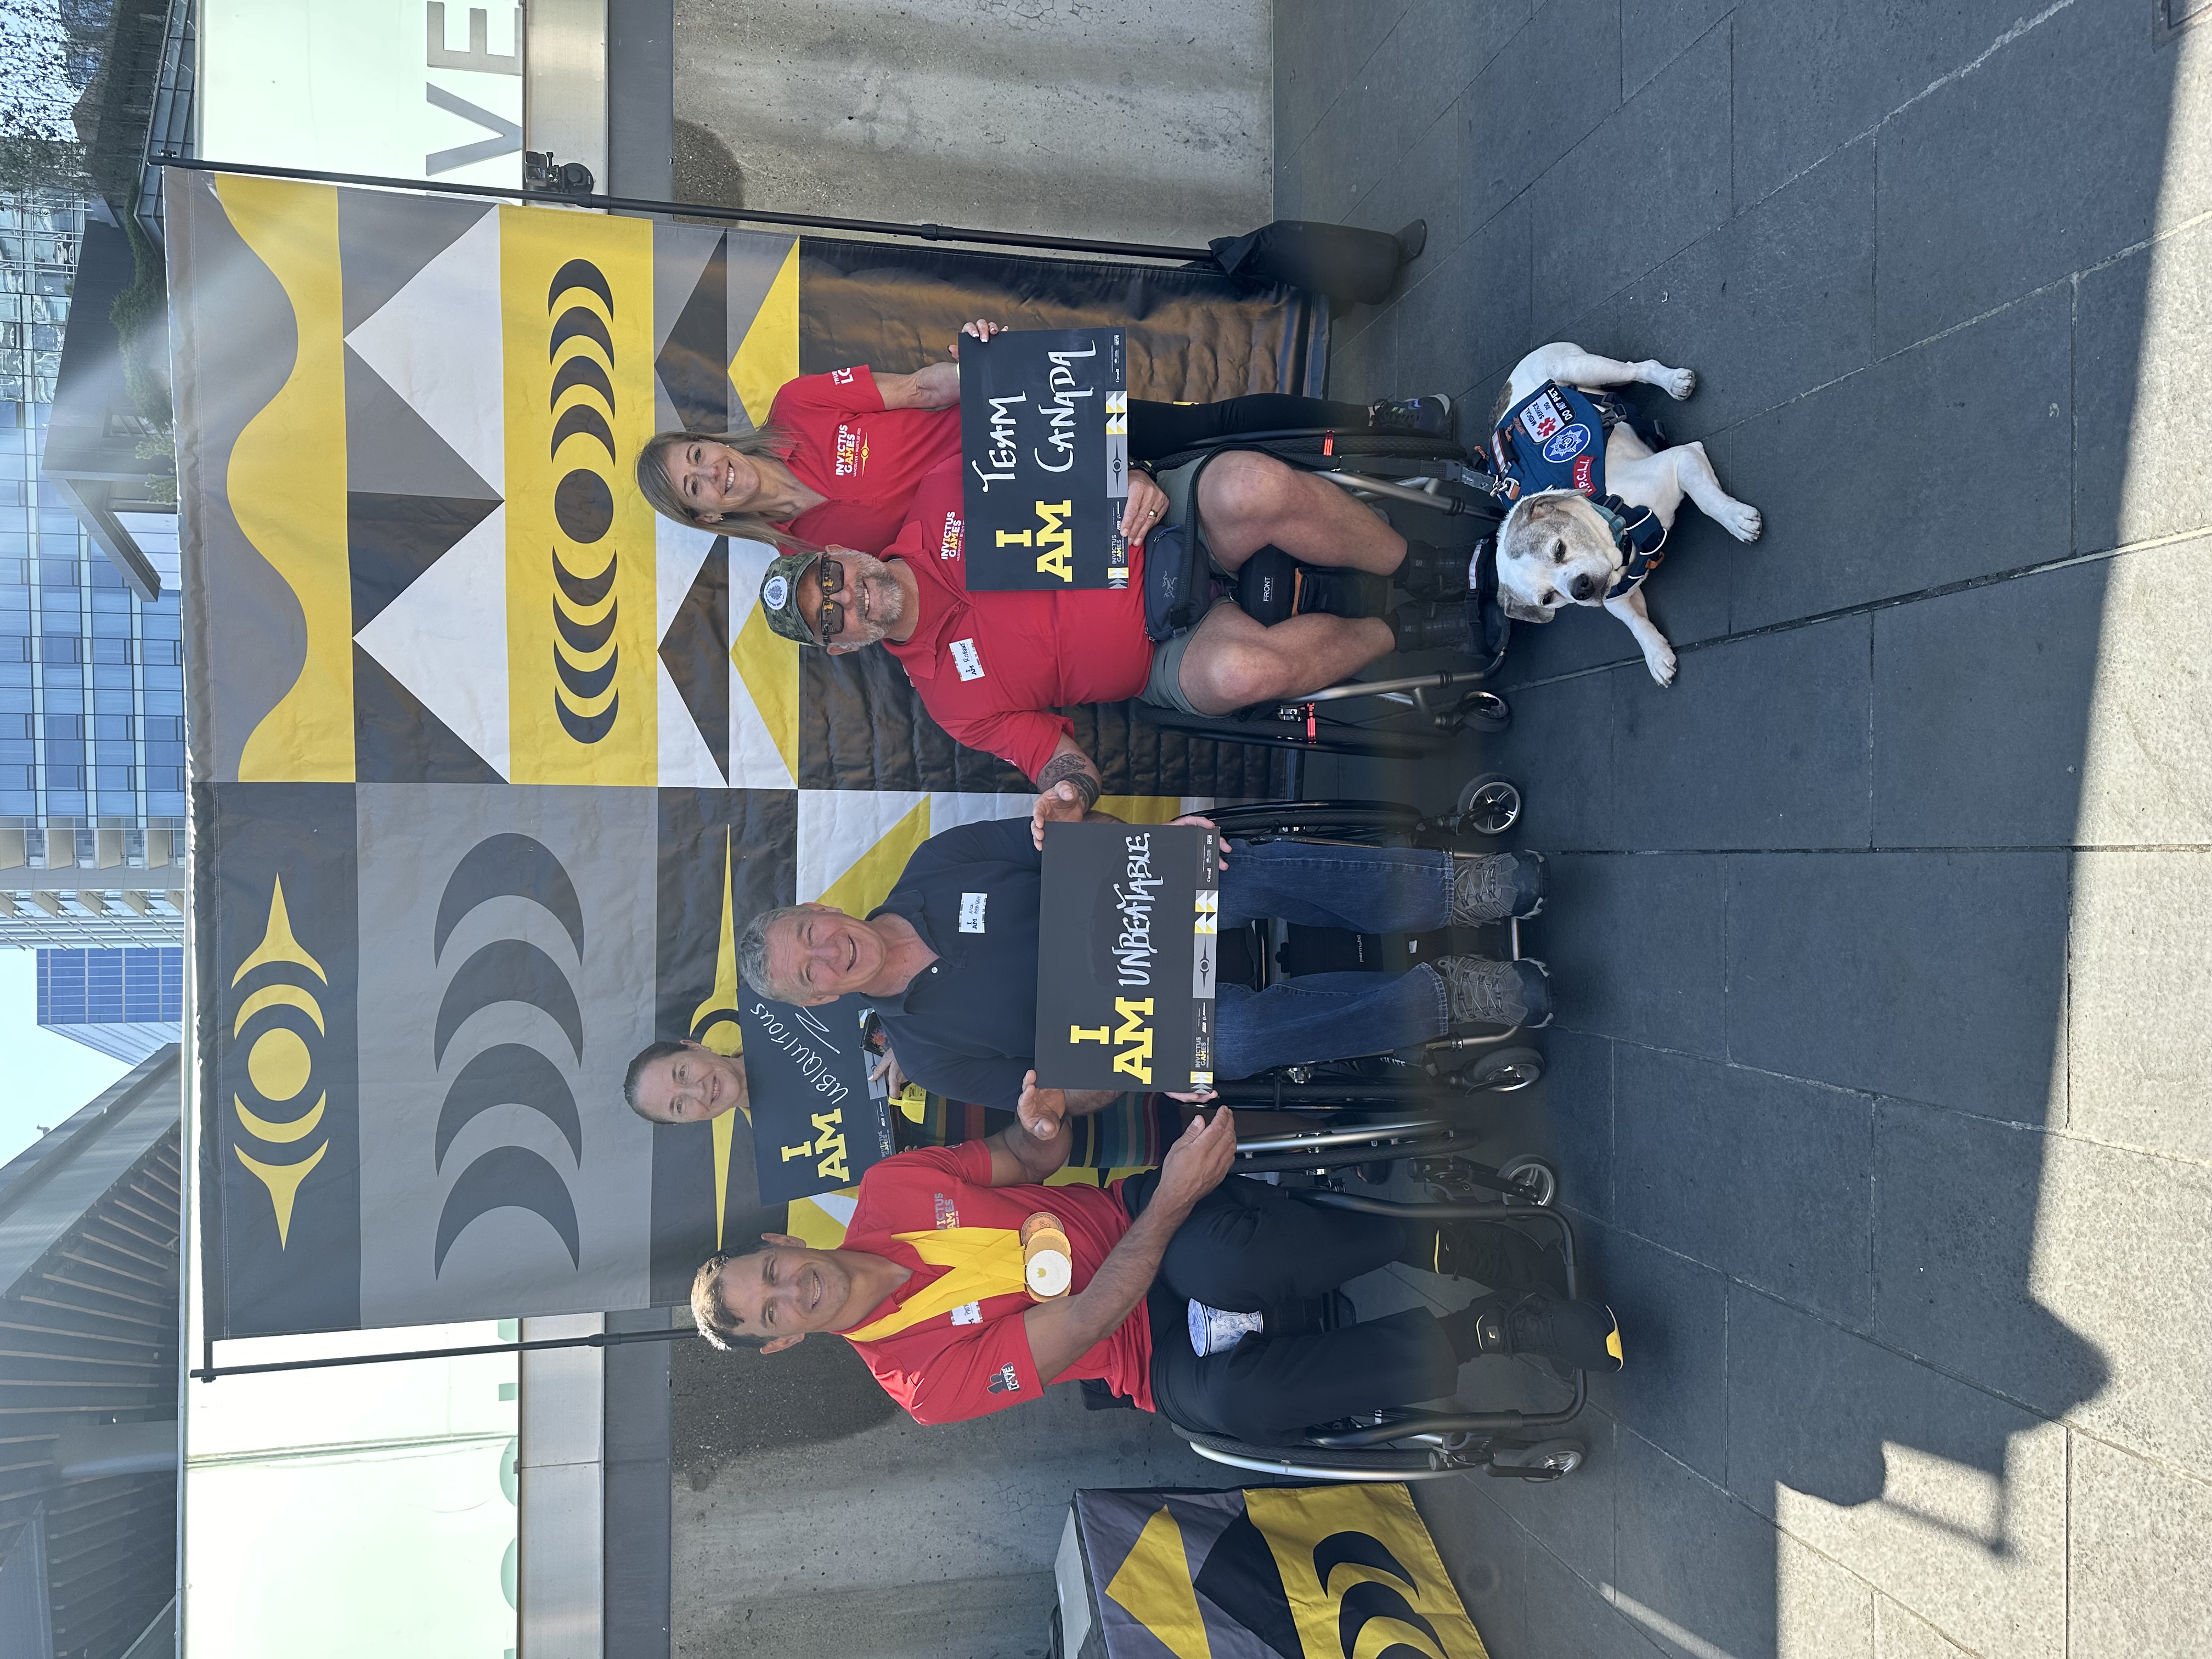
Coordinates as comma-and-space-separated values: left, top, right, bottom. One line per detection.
690, 1095, 1621, 1445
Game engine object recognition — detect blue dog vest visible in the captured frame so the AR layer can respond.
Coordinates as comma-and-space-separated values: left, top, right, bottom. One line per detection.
1491, 381, 1667, 599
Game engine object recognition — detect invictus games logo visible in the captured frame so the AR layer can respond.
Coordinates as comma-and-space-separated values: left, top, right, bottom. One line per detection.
548, 258, 622, 745
229, 876, 330, 1247
430, 832, 589, 1274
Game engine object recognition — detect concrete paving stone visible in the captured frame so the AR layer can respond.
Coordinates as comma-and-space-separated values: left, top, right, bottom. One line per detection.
1271, 134, 1320, 223
1875, 0, 2200, 353
1874, 1595, 1976, 1659
1725, 1284, 2069, 1659
1324, 303, 1397, 404
1274, 0, 1408, 154
1331, 0, 1506, 219
1414, 1479, 1534, 1658
1729, 0, 2061, 210
1577, 139, 1878, 436
1724, 285, 2073, 633
1869, 558, 2104, 850
1579, 1218, 1732, 1483
1541, 851, 1730, 1057
1611, 613, 1872, 852
1494, 589, 1667, 688
1487, 670, 1618, 849
1463, 0, 1623, 234
1479, 1404, 1620, 1587
680, 1570, 1058, 1659
2067, 850, 2212, 1165
1612, 1425, 1874, 1659
1519, 1529, 1672, 1659
1527, 21, 1733, 339
2068, 1434, 2212, 1659
1615, 1046, 1874, 1331
2013, 1129, 2212, 1477
1391, 196, 1534, 400
1345, 95, 1476, 280
1870, 1098, 2110, 1429
2075, 213, 2212, 553
2070, 539, 2212, 845
1724, 851, 2070, 1125
1621, 0, 1735, 97
1873, 539, 2212, 851
1533, 1025, 1617, 1223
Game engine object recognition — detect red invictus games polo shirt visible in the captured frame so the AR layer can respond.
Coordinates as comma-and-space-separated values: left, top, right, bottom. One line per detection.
769, 365, 962, 553
883, 459, 1156, 780
840, 1140, 1154, 1424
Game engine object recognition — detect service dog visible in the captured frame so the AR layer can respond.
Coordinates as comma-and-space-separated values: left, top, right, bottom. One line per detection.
1488, 343, 1761, 685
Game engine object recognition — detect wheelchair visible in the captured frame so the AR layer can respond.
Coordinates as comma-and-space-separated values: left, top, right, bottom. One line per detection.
1198, 794, 1542, 1099
1132, 425, 1520, 766
1161, 1172, 1589, 1485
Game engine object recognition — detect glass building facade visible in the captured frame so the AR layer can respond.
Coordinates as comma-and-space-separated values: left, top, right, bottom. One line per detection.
35, 944, 184, 1061
0, 196, 77, 408
1, 195, 186, 944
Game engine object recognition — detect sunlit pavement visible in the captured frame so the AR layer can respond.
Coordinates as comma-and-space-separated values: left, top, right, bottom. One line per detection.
1284, 2, 2212, 1654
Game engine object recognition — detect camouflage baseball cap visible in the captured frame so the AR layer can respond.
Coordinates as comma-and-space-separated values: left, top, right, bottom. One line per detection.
757, 550, 824, 645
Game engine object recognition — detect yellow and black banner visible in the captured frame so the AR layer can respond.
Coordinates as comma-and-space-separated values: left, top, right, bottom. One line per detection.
170, 171, 1321, 1335
1065, 1482, 1489, 1659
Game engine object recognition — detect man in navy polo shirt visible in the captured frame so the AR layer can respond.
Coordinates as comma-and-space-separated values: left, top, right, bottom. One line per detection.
733, 811, 1550, 1121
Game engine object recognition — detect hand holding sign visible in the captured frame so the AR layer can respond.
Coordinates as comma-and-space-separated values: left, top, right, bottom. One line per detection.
1018, 1070, 1069, 1141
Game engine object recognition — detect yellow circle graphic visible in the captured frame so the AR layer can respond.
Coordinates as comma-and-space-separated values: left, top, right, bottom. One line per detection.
695, 1016, 743, 1058
247, 1027, 313, 1103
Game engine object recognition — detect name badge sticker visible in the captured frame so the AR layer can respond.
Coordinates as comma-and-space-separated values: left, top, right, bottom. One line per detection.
950, 638, 985, 681
960, 892, 988, 933
950, 1301, 982, 1325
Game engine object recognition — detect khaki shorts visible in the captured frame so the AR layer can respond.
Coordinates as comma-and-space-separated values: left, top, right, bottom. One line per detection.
1135, 454, 1231, 716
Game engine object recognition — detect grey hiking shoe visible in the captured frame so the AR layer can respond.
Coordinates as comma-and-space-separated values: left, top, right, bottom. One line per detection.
1434, 954, 1553, 1030
1450, 849, 1547, 922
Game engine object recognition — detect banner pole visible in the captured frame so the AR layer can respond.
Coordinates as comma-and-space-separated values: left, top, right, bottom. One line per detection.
153, 155, 1218, 264
190, 1325, 701, 1383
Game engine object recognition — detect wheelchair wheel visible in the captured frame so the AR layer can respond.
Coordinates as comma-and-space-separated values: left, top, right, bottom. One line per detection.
1181, 1432, 1457, 1481
1458, 1046, 1544, 1093
1485, 1437, 1585, 1481
1496, 1153, 1558, 1207
1203, 800, 1429, 847
1456, 692, 1511, 736
1455, 772, 1522, 836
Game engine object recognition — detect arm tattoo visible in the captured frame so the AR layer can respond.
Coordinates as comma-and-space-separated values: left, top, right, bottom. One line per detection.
1035, 751, 1101, 810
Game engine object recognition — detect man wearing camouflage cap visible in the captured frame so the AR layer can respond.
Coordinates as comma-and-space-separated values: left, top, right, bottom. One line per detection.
758, 448, 1480, 849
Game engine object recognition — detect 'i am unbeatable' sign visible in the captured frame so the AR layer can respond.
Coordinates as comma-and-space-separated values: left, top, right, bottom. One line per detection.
959, 328, 1130, 590
1035, 822, 1218, 1093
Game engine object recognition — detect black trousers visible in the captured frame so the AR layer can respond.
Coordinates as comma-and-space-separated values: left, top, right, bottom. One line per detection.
1120, 1171, 1462, 1446
1128, 396, 1374, 464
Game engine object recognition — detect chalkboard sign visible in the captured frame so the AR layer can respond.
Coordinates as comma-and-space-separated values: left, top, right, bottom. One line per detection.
1034, 821, 1218, 1093
740, 992, 899, 1203
958, 328, 1130, 590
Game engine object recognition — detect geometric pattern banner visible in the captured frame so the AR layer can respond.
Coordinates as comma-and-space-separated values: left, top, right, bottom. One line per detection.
171, 171, 1323, 1336
1067, 1482, 1489, 1659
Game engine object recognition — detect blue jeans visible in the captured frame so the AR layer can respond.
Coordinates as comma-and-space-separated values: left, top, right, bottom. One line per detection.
1211, 838, 1454, 1078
